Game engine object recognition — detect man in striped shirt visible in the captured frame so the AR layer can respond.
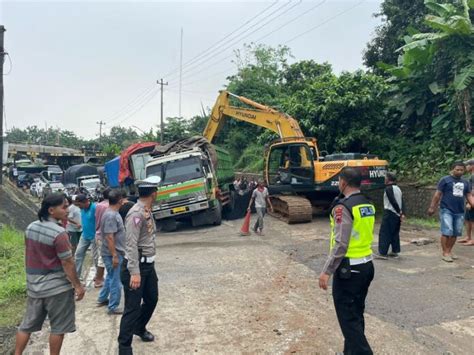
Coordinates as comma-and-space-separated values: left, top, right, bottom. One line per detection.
15, 193, 85, 355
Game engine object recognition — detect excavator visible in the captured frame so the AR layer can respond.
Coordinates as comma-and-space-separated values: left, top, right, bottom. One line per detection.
203, 90, 388, 223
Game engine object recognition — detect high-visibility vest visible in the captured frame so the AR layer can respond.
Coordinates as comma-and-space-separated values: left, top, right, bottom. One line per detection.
330, 193, 375, 258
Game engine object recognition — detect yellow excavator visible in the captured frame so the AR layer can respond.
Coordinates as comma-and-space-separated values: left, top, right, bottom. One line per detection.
203, 91, 388, 223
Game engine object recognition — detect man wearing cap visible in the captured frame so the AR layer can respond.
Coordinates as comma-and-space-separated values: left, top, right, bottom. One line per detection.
118, 176, 160, 355
460, 159, 474, 246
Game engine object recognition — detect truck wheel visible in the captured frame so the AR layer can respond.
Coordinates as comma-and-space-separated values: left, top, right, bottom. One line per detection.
222, 190, 236, 219
161, 218, 177, 232
213, 202, 222, 226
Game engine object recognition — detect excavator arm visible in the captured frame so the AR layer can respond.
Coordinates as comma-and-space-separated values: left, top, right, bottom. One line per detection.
203, 91, 305, 143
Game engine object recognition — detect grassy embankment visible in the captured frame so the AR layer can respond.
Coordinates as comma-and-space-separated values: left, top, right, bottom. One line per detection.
0, 226, 26, 327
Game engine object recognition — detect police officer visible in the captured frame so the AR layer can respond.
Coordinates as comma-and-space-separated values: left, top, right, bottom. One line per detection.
118, 176, 160, 355
319, 167, 375, 355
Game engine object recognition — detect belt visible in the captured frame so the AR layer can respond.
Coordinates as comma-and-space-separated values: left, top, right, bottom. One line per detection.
349, 255, 373, 266
140, 255, 155, 264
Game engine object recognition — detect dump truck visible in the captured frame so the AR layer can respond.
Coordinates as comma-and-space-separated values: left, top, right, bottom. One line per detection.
145, 137, 240, 231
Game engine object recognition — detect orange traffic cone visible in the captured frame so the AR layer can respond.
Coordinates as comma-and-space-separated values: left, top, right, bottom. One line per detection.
240, 211, 251, 236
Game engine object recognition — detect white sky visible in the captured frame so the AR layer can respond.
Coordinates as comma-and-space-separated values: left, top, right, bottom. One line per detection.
1, 0, 383, 139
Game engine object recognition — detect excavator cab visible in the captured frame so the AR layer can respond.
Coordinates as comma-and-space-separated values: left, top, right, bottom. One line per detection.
266, 142, 315, 193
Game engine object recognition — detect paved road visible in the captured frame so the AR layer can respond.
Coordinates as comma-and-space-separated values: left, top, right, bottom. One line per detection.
26, 215, 473, 354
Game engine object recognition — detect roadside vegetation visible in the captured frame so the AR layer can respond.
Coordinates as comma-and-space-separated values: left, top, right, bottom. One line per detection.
0, 226, 26, 327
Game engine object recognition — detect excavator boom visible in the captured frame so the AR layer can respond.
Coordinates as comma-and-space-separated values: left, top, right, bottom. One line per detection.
203, 91, 304, 143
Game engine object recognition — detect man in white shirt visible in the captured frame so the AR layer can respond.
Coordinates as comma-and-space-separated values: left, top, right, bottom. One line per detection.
247, 180, 273, 236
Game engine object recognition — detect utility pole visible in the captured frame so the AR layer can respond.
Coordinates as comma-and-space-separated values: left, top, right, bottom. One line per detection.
157, 78, 168, 143
179, 27, 183, 117
96, 120, 106, 147
0, 26, 6, 185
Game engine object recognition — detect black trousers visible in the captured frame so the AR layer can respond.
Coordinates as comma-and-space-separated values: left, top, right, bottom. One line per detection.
332, 260, 374, 355
378, 209, 401, 255
118, 260, 159, 354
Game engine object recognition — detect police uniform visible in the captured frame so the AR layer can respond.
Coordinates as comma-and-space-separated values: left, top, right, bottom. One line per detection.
322, 192, 375, 355
118, 178, 159, 355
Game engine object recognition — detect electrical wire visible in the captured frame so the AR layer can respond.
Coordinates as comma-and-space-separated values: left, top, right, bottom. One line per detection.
171, 0, 363, 89
171, 0, 327, 89
284, 0, 366, 44
166, 0, 302, 82
104, 84, 156, 124
112, 88, 160, 127
161, 0, 281, 79
253, 0, 327, 43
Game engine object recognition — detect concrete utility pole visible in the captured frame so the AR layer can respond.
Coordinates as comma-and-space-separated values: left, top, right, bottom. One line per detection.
157, 78, 168, 143
96, 120, 106, 147
179, 27, 183, 117
0, 26, 6, 185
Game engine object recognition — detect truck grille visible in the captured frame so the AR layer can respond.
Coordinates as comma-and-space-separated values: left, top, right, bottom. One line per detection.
159, 196, 198, 210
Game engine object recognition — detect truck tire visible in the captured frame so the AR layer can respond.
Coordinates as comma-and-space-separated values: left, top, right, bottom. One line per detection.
161, 218, 177, 232
222, 190, 236, 219
213, 202, 222, 226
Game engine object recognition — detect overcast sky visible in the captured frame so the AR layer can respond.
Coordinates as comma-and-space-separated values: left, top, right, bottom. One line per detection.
1, 0, 383, 139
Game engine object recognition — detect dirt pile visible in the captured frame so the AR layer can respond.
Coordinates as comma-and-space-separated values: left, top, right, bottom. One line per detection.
0, 180, 38, 231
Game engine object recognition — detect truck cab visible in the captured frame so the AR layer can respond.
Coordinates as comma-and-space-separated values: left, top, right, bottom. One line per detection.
145, 147, 221, 230
78, 175, 101, 195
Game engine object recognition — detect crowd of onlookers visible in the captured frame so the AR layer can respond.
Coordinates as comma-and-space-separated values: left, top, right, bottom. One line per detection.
233, 176, 257, 195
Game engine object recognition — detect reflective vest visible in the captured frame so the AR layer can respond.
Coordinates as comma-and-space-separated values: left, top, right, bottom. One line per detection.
330, 193, 375, 259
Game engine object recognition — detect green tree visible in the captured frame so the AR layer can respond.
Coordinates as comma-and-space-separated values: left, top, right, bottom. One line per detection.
364, 0, 429, 73
101, 126, 140, 149
381, 0, 474, 179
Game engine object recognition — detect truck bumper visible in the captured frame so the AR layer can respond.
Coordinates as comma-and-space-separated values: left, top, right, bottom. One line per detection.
153, 200, 210, 220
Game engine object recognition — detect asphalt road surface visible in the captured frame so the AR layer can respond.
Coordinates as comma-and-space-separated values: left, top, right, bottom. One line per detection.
25, 215, 473, 354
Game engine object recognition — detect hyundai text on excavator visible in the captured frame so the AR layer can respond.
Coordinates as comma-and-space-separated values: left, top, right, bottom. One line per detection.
203, 90, 388, 223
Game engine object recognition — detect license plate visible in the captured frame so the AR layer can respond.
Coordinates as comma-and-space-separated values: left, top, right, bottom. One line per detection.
172, 206, 187, 214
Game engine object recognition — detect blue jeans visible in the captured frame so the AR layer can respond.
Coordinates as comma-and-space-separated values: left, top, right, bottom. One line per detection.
74, 237, 96, 278
440, 208, 464, 237
98, 254, 123, 311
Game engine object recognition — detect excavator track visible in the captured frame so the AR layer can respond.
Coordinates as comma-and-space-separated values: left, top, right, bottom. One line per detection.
269, 195, 312, 224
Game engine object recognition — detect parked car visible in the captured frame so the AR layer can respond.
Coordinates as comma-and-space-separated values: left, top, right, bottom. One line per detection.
42, 182, 66, 198
17, 173, 34, 188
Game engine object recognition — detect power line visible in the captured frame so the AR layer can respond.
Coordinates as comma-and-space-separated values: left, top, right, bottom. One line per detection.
166, 0, 302, 82
161, 0, 281, 79
99, 2, 285, 128
253, 0, 327, 43
171, 0, 362, 90
111, 88, 159, 127
171, 0, 328, 89
284, 0, 366, 44
105, 85, 156, 124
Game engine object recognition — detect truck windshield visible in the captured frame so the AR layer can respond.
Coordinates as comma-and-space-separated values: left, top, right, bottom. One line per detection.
148, 157, 204, 186
82, 180, 99, 188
